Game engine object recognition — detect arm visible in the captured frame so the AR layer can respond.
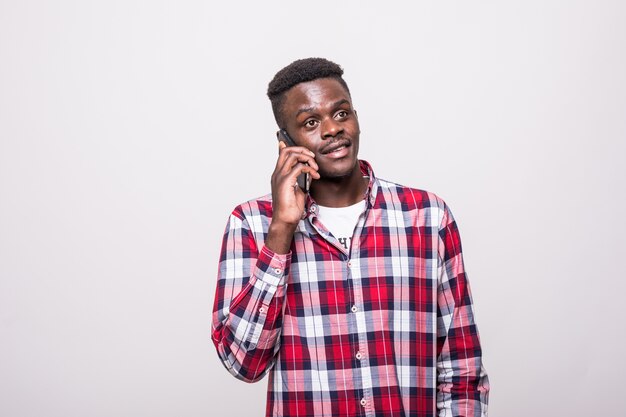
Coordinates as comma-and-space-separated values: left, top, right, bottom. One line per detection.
211, 141, 320, 383
436, 204, 490, 416
211, 207, 290, 383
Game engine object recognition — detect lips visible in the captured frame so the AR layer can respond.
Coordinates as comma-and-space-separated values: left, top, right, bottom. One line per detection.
321, 138, 351, 155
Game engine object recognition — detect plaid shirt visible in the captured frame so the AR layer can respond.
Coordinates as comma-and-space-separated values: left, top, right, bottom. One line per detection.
212, 160, 489, 417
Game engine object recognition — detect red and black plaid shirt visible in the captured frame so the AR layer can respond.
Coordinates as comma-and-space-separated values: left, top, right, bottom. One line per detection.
212, 160, 489, 417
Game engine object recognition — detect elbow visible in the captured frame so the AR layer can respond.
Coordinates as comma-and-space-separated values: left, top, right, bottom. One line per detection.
217, 349, 273, 384
230, 365, 270, 384
212, 337, 275, 384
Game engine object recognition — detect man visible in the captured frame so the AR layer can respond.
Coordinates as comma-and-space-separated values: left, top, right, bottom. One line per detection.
212, 58, 489, 417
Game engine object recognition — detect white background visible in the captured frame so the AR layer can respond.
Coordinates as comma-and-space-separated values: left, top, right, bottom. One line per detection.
1, 1, 625, 416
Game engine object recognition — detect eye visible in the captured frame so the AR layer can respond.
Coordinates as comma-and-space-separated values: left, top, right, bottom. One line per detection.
335, 110, 349, 119
304, 119, 319, 128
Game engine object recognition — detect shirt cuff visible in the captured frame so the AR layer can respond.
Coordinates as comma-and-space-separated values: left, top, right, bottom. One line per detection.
254, 245, 292, 287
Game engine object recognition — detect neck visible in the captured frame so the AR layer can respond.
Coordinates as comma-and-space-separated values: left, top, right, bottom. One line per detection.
310, 163, 368, 208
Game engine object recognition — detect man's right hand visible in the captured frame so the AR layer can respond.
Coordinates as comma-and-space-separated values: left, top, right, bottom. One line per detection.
266, 141, 320, 254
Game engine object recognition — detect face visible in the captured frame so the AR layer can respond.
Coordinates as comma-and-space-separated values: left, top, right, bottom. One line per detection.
281, 78, 360, 179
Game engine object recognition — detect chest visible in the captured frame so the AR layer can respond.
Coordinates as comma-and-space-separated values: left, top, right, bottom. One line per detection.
285, 207, 440, 315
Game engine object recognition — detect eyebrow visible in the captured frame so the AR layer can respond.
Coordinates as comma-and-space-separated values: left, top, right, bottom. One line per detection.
295, 99, 351, 118
332, 99, 350, 108
295, 107, 315, 118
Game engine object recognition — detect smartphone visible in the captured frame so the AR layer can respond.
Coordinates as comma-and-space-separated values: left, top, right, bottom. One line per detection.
278, 129, 311, 193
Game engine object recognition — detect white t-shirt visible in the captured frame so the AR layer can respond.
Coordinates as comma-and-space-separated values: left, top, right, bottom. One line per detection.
316, 200, 366, 251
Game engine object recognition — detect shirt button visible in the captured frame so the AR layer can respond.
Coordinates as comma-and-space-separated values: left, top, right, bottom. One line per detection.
274, 268, 282, 275
347, 261, 352, 267
259, 307, 266, 314
356, 352, 363, 360
360, 398, 367, 407
351, 305, 358, 313
309, 205, 317, 213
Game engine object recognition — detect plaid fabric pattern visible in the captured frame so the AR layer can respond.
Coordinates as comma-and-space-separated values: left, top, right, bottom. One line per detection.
212, 160, 489, 417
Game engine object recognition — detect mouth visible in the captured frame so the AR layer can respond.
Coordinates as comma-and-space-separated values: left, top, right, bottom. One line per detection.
321, 139, 351, 155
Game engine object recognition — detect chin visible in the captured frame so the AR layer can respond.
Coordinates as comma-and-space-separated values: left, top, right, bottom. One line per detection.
319, 158, 358, 179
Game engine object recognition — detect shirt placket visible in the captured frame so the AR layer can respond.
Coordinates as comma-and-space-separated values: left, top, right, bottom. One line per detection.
306, 188, 377, 415
348, 257, 375, 416
348, 205, 376, 416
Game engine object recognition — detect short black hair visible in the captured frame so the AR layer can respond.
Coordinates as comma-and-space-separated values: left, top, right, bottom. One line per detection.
267, 57, 351, 127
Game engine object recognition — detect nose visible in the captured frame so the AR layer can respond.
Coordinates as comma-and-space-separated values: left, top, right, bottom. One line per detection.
321, 117, 343, 139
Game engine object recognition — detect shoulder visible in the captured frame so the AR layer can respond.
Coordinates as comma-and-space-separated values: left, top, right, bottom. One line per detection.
372, 177, 455, 229
229, 193, 273, 221
374, 177, 448, 212
224, 194, 274, 239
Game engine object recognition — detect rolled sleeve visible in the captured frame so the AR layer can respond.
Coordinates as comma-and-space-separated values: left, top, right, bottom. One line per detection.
212, 208, 292, 382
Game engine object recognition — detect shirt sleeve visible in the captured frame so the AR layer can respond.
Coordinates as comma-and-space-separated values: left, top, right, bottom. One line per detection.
436, 203, 490, 416
211, 208, 290, 383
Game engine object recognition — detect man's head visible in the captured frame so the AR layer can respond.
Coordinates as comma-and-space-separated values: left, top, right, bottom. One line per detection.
267, 58, 360, 179
267, 58, 351, 127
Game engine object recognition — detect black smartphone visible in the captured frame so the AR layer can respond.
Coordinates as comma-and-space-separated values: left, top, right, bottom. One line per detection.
278, 129, 311, 193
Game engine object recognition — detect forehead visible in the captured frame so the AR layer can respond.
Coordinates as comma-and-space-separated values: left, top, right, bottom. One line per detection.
282, 78, 351, 115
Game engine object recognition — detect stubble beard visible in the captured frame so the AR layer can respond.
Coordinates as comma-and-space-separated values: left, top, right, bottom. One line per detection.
317, 158, 359, 182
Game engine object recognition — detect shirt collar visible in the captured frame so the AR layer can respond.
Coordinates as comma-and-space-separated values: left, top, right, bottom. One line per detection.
304, 159, 378, 217
359, 159, 378, 207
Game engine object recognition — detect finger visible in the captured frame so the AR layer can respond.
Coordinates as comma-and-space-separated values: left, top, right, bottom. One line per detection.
281, 151, 319, 172
274, 144, 317, 177
284, 163, 321, 183
278, 144, 315, 160
276, 149, 316, 175
274, 141, 290, 170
